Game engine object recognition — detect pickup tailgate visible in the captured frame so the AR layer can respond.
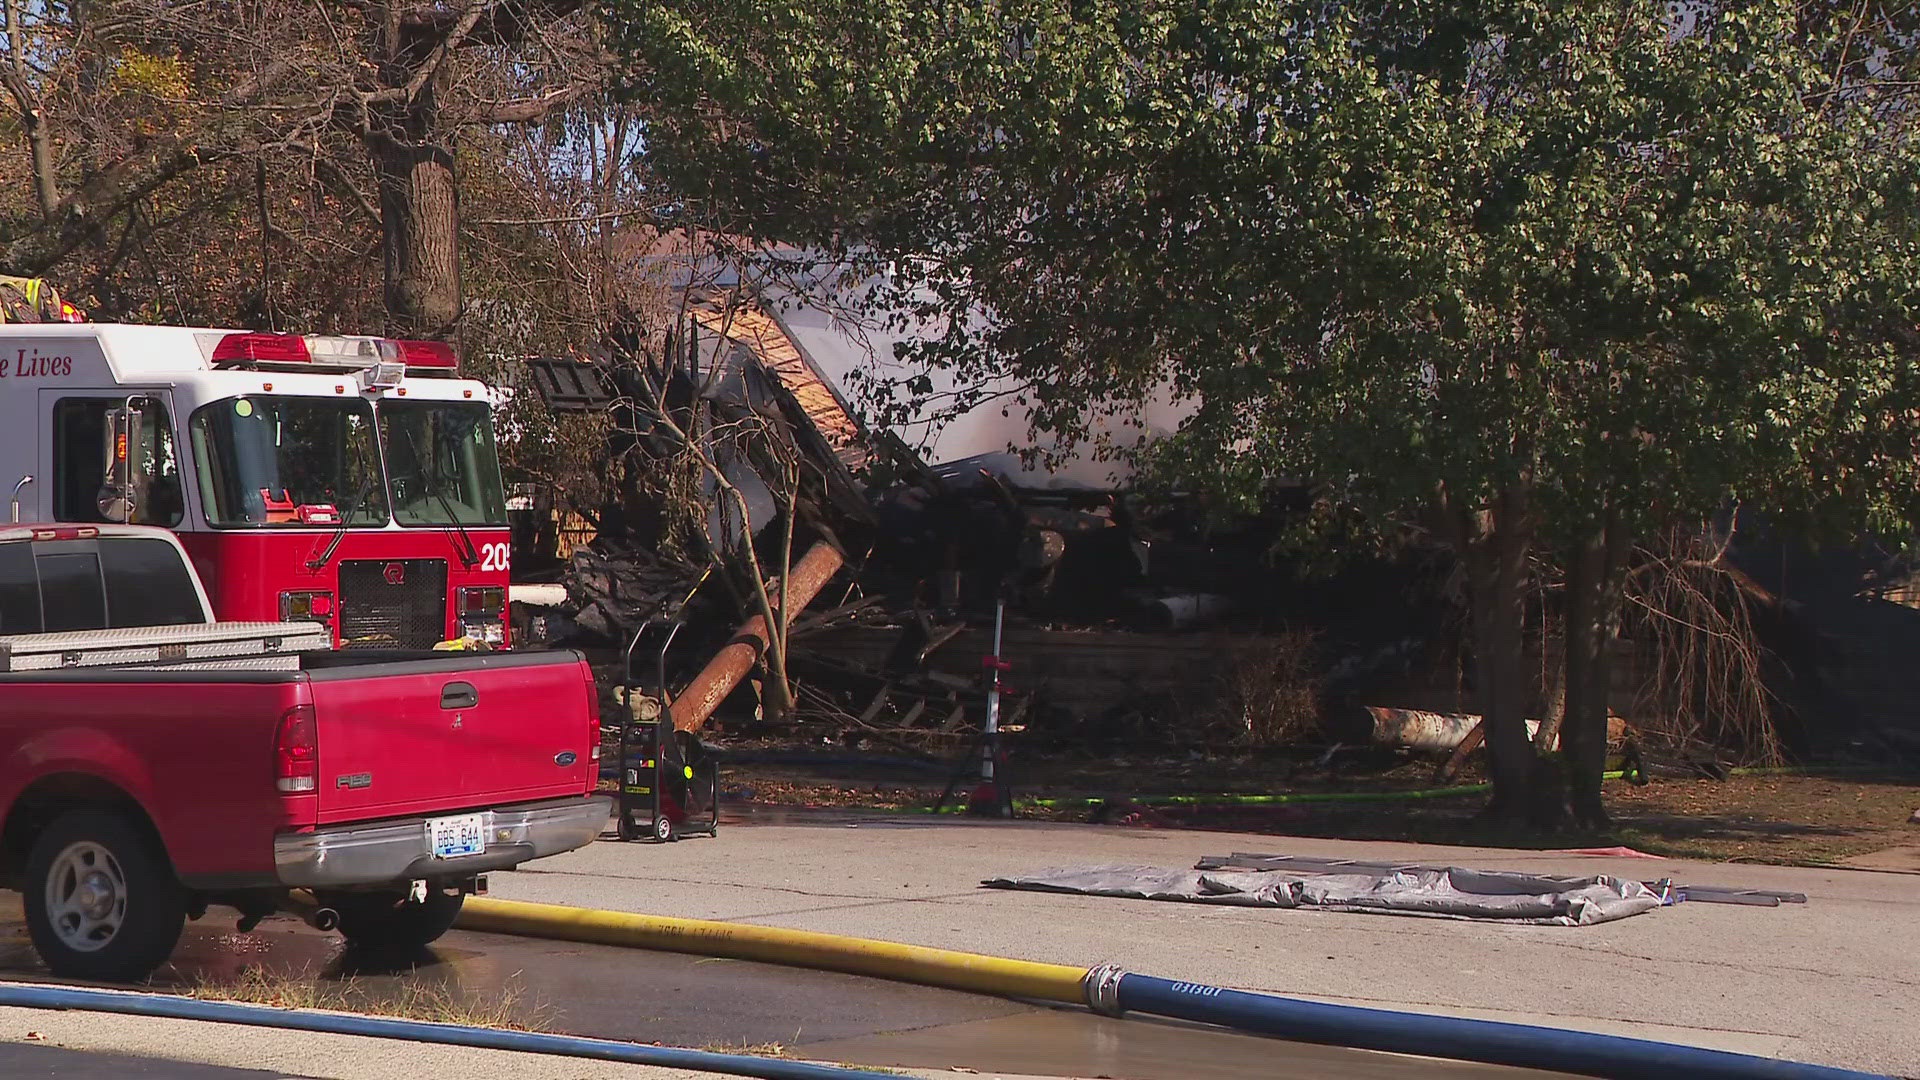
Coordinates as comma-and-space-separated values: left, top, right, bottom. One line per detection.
306, 651, 598, 824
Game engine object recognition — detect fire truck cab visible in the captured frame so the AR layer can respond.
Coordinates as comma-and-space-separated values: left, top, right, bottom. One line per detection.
0, 324, 510, 648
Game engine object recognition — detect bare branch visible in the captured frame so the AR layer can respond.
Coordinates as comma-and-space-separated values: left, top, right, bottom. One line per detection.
397, 0, 584, 47
358, 0, 491, 110
472, 82, 596, 124
315, 159, 381, 224
468, 209, 658, 226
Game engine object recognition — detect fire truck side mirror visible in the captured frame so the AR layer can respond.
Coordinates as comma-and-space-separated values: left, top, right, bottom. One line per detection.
96, 404, 147, 523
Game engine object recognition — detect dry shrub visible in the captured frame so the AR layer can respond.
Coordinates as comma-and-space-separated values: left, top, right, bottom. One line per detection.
1624, 524, 1787, 766
1219, 630, 1322, 746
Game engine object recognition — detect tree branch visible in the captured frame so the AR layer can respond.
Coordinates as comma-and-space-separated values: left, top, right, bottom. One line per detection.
3, 145, 207, 273
469, 208, 661, 226
360, 0, 490, 109
3, 0, 55, 216
0, 50, 312, 272
396, 0, 583, 47
286, 140, 382, 223
473, 82, 595, 124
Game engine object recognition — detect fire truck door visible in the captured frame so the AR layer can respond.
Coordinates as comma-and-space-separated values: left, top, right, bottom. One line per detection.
38, 388, 185, 528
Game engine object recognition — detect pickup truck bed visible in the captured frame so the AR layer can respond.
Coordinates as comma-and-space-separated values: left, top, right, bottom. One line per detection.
0, 646, 608, 979
0, 648, 605, 885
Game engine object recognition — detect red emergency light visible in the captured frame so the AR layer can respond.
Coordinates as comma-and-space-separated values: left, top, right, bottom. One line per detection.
395, 340, 458, 368
211, 333, 311, 364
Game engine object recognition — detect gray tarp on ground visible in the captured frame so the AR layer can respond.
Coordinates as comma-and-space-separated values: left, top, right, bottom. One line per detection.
982, 865, 1662, 926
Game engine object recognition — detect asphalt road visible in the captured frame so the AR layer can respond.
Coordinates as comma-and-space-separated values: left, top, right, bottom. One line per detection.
0, 897, 1566, 1078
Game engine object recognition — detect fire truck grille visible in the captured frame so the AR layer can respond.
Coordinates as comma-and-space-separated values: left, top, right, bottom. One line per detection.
337, 559, 448, 649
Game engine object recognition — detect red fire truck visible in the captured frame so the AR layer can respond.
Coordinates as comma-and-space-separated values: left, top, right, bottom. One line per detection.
0, 324, 511, 648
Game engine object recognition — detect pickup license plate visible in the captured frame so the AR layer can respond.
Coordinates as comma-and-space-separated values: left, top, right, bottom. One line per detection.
428, 813, 487, 859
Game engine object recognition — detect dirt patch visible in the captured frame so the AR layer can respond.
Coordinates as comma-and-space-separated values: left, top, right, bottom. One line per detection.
719, 753, 1920, 866
1604, 774, 1920, 864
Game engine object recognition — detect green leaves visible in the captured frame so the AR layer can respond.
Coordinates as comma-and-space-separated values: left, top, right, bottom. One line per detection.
610, 0, 1920, 547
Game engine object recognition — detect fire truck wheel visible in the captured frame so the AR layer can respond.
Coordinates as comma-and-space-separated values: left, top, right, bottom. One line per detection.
323, 889, 465, 952
24, 810, 186, 982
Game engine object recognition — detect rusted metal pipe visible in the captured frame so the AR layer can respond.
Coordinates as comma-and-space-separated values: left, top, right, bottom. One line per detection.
670, 542, 844, 732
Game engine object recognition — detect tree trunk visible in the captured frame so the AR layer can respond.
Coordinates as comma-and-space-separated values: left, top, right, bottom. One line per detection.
1562, 509, 1628, 832
1461, 486, 1539, 826
369, 16, 462, 339
4, 0, 57, 218
373, 130, 462, 337
1532, 629, 1565, 752
23, 106, 54, 219
19, 105, 55, 219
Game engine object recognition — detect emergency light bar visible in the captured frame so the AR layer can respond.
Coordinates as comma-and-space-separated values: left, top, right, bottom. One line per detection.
206, 333, 458, 372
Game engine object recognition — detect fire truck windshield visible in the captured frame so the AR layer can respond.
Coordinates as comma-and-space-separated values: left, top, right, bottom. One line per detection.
190, 397, 389, 528
189, 396, 505, 530
377, 401, 507, 527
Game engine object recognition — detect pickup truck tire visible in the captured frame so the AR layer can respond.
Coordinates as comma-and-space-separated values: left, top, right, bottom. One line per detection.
323, 890, 465, 952
24, 810, 186, 982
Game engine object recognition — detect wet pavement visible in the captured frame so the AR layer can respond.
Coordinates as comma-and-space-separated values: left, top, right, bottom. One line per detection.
0, 894, 1567, 1078
0, 895, 1026, 1051
0, 1043, 292, 1078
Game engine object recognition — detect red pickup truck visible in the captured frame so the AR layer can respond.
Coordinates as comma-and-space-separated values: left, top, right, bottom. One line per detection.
0, 523, 610, 981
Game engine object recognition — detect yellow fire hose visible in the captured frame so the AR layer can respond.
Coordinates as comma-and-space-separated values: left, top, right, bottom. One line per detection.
457, 897, 1091, 1004
455, 897, 1878, 1079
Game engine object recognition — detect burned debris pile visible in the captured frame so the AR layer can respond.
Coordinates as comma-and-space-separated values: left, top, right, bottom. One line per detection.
506, 295, 1364, 751
505, 294, 1887, 772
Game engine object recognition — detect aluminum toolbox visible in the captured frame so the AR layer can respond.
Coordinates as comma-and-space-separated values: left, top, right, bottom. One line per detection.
0, 621, 331, 672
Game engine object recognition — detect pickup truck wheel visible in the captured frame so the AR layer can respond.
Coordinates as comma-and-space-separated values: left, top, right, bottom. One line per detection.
323, 890, 464, 952
24, 811, 186, 983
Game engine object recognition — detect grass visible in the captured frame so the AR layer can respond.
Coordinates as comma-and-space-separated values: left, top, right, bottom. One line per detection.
187, 972, 819, 1065
1038, 774, 1920, 864
723, 755, 1920, 866
699, 1041, 793, 1058
183, 965, 550, 1030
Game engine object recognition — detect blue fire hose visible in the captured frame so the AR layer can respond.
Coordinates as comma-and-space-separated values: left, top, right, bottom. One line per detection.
0, 982, 902, 1080
1094, 968, 1885, 1080
458, 898, 1888, 1079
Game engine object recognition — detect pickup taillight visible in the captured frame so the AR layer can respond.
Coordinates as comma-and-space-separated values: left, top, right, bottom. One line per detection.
584, 665, 601, 765
275, 704, 318, 793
